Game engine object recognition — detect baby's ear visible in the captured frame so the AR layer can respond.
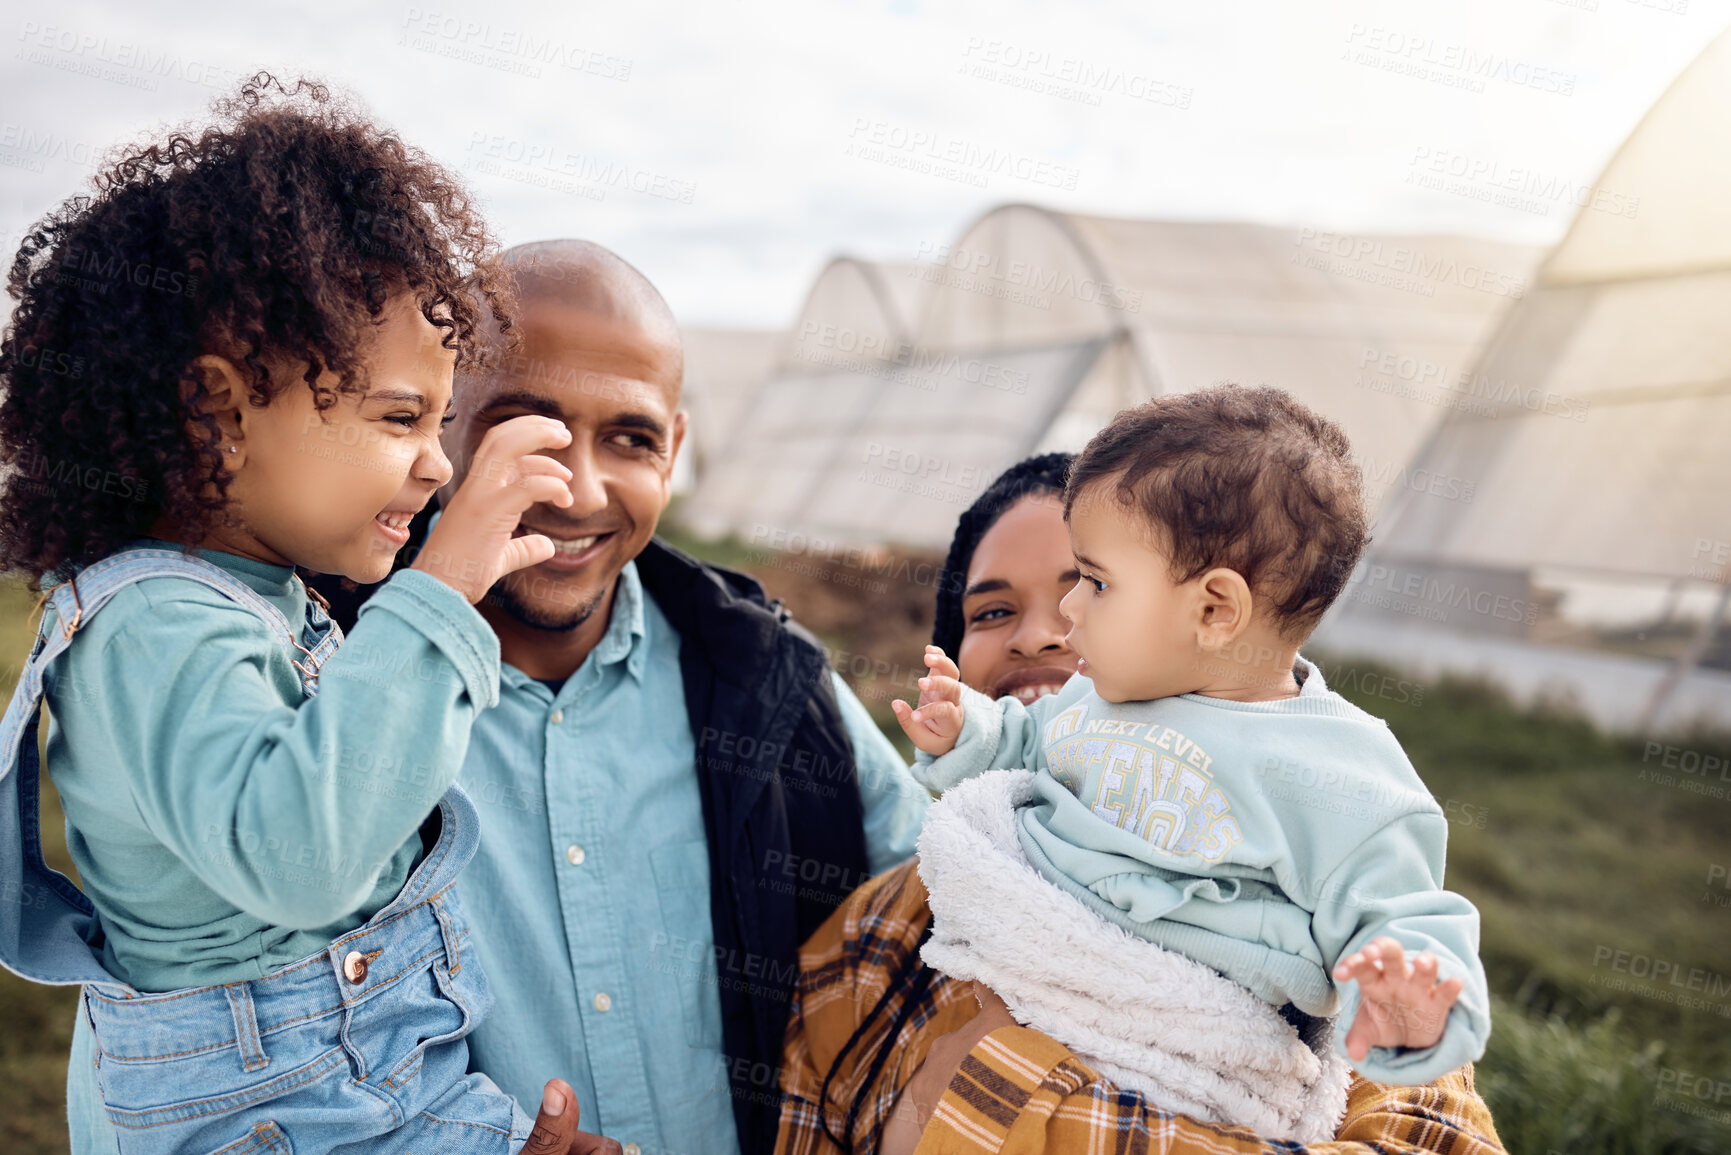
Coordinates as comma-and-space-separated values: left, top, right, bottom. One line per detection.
1193, 567, 1254, 647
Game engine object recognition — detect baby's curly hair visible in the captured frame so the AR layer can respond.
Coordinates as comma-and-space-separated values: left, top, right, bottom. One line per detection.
1066, 384, 1369, 640
0, 72, 510, 583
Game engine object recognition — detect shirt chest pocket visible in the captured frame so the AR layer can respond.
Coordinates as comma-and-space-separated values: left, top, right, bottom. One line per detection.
649, 840, 723, 1051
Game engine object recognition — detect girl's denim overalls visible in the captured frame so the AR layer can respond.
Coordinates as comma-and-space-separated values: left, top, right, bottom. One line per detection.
0, 546, 532, 1154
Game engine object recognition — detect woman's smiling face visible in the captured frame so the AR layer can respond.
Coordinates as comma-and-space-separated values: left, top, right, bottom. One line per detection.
955, 494, 1081, 703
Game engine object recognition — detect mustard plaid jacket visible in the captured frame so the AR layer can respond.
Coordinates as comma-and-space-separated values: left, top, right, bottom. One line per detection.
777, 860, 1505, 1155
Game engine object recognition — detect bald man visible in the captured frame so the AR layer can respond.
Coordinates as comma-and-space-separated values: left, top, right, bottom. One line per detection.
319, 241, 927, 1154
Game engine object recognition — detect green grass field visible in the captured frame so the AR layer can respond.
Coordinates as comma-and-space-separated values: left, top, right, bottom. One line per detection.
1, 550, 1727, 1153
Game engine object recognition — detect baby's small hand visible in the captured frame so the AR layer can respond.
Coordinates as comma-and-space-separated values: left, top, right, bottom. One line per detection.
1334, 937, 1463, 1061
892, 645, 964, 757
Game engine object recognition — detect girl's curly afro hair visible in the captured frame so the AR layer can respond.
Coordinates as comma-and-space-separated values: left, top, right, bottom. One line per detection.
0, 72, 510, 584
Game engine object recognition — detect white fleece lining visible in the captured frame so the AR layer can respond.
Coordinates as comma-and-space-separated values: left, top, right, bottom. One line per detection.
917, 768, 1351, 1143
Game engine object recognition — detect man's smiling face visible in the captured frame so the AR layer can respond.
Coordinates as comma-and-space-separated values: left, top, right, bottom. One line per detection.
442, 293, 686, 632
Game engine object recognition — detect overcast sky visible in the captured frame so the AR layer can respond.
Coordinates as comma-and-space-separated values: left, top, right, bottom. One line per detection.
3, 0, 1727, 328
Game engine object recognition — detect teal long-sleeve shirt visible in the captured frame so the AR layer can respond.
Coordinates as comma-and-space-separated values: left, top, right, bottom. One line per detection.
913, 657, 1489, 1085
42, 541, 500, 992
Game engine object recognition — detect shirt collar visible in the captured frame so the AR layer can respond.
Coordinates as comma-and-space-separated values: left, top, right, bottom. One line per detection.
596, 558, 649, 682
499, 559, 650, 692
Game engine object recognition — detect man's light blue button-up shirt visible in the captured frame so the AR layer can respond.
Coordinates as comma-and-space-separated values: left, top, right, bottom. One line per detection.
456, 560, 928, 1155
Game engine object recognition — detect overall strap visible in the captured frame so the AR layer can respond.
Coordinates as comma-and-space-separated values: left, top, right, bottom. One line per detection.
39, 545, 343, 696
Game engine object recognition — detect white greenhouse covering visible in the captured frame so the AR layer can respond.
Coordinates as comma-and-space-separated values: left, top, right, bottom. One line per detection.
1313, 30, 1731, 732
1357, 29, 1731, 589
683, 207, 1538, 550
676, 327, 781, 491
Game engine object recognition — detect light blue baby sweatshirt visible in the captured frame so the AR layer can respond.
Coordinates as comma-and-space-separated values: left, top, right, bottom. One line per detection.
913, 658, 1489, 1085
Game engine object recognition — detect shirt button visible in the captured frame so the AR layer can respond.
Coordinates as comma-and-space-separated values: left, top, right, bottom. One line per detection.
565, 844, 586, 866
593, 991, 612, 1013
624, 1144, 641, 1155
342, 950, 368, 984
550, 709, 564, 724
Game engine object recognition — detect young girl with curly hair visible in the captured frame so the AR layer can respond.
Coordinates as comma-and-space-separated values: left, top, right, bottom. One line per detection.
0, 74, 587, 1154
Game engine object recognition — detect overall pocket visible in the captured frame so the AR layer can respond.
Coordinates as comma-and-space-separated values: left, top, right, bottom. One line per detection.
97, 1045, 346, 1155
345, 948, 478, 1092
204, 1120, 293, 1154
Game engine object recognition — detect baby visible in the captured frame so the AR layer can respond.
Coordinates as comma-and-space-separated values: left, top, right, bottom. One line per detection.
893, 385, 1488, 1136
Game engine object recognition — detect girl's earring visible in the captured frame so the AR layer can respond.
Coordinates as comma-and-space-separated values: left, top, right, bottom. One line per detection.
227, 446, 237, 454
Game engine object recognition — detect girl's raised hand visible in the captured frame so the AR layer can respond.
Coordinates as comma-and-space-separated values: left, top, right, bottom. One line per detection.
892, 645, 965, 756
412, 416, 574, 603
